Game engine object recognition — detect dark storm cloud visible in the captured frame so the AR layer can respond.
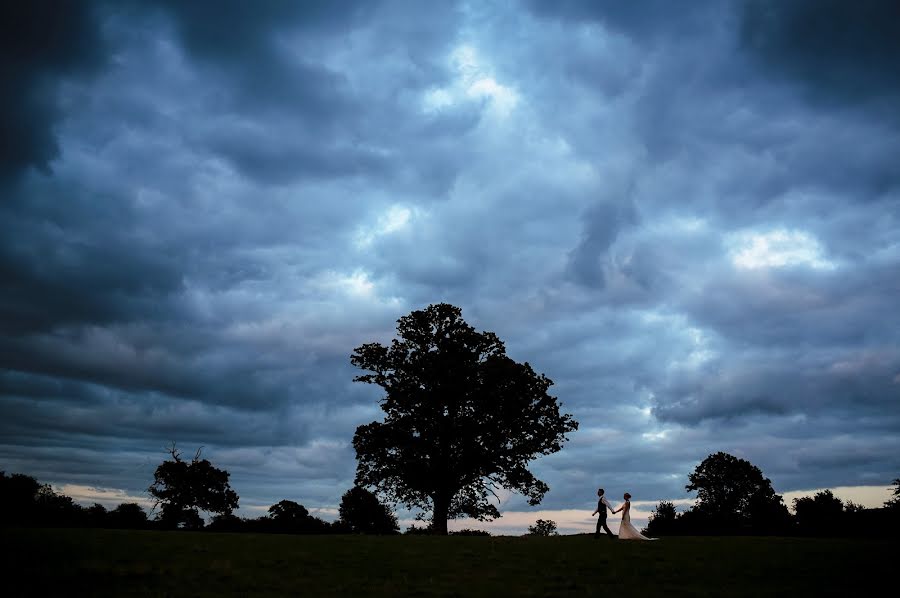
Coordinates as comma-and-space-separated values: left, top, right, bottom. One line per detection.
152, 0, 369, 53
647, 257, 900, 425
0, 0, 106, 185
482, 0, 897, 503
568, 198, 638, 289
0, 210, 184, 335
684, 263, 900, 348
653, 351, 900, 424
524, 0, 724, 40
199, 124, 392, 185
1, 0, 898, 526
1, 0, 472, 512
0, 374, 309, 448
520, 0, 900, 202
741, 0, 900, 109
135, 0, 468, 189
146, 0, 365, 117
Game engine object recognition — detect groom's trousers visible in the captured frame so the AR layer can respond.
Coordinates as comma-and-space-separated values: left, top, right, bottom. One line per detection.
595, 515, 614, 538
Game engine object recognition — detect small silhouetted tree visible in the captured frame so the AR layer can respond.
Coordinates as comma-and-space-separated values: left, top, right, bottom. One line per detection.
885, 478, 900, 510
0, 471, 41, 526
207, 513, 244, 532
844, 500, 865, 514
267, 500, 307, 533
34, 483, 82, 527
84, 503, 108, 527
686, 452, 790, 534
645, 501, 678, 536
330, 519, 353, 534
0, 471, 83, 527
352, 303, 578, 535
793, 490, 845, 536
880, 478, 900, 534
148, 444, 239, 529
264, 500, 330, 534
527, 519, 557, 536
268, 499, 309, 523
109, 503, 148, 529
338, 486, 399, 534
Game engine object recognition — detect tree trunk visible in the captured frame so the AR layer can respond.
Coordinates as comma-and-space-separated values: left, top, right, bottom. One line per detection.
432, 493, 449, 535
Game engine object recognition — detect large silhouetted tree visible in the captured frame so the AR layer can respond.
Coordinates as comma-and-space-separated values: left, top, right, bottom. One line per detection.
351, 303, 578, 535
686, 451, 790, 534
338, 486, 399, 534
148, 444, 239, 529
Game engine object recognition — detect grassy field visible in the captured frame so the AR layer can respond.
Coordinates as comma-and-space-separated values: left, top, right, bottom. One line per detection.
1, 528, 892, 597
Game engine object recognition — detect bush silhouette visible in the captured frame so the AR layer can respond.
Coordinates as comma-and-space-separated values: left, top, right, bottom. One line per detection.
527, 519, 557, 536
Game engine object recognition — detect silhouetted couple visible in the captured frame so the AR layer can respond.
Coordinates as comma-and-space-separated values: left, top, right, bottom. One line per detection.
592, 488, 656, 541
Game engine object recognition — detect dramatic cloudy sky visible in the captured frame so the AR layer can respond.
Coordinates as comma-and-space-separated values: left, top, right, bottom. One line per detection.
2, 0, 899, 533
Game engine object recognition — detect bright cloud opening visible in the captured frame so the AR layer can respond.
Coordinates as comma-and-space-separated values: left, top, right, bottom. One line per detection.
422, 44, 519, 117
313, 269, 375, 299
379, 205, 411, 235
355, 204, 414, 247
729, 228, 835, 270
467, 77, 519, 114
339, 270, 374, 298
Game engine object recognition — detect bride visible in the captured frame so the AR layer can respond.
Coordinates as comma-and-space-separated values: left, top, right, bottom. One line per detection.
612, 493, 656, 541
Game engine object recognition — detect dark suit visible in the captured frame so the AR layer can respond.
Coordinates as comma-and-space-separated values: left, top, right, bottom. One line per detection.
595, 497, 614, 538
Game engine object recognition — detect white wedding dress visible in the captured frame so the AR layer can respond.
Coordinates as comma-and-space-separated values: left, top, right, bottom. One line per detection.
617, 500, 656, 541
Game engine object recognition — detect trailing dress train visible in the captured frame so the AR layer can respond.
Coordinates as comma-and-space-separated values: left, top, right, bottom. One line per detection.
617, 500, 656, 541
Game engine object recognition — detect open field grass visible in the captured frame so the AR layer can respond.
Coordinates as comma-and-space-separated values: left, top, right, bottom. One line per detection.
2, 528, 892, 597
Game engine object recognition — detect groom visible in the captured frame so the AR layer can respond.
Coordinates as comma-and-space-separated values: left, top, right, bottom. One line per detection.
591, 487, 616, 539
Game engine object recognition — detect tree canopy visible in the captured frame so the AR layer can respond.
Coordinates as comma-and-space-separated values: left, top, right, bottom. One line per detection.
351, 303, 578, 534
338, 486, 399, 534
263, 499, 330, 534
0, 471, 42, 526
268, 499, 309, 522
526, 519, 558, 536
886, 478, 900, 510
645, 500, 678, 536
686, 451, 790, 534
147, 444, 239, 529
793, 489, 846, 536
108, 503, 148, 529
